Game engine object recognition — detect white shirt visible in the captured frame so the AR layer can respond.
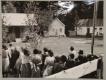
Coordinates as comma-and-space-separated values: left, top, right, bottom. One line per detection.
69, 50, 78, 59
22, 55, 31, 64
45, 56, 55, 66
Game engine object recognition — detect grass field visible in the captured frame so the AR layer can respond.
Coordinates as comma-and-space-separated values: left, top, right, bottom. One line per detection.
11, 37, 103, 57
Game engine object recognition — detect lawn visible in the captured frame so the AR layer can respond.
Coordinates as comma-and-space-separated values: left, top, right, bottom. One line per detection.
11, 37, 104, 57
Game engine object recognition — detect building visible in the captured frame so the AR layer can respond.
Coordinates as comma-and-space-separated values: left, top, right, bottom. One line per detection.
77, 19, 103, 37
2, 13, 37, 42
48, 18, 66, 37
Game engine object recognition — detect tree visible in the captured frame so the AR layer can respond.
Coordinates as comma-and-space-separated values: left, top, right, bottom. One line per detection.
23, 1, 58, 49
73, 10, 80, 36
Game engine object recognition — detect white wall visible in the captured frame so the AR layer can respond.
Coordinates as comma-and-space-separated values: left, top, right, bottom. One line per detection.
77, 27, 87, 35
77, 26, 103, 36
48, 19, 65, 36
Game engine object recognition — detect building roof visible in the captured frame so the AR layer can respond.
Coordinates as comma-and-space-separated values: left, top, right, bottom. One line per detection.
2, 13, 37, 26
55, 18, 65, 27
78, 19, 103, 27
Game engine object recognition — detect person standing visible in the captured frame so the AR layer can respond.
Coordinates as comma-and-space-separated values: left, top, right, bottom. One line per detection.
31, 49, 42, 78
43, 50, 55, 77
20, 49, 32, 78
2, 45, 10, 77
41, 48, 49, 73
97, 54, 103, 79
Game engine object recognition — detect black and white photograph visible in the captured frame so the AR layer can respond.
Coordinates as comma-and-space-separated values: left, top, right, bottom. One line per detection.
1, 0, 104, 79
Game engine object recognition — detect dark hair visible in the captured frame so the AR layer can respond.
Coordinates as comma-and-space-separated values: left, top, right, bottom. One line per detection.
23, 49, 30, 56
2, 45, 7, 50
9, 43, 12, 47
14, 49, 20, 59
61, 55, 67, 63
69, 54, 75, 59
70, 46, 74, 51
38, 50, 42, 54
55, 56, 60, 63
33, 49, 39, 54
48, 50, 54, 57
78, 50, 83, 55
43, 47, 48, 52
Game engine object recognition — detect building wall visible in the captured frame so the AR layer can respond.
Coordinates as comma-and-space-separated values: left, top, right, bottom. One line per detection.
77, 27, 87, 35
48, 19, 65, 36
77, 26, 103, 36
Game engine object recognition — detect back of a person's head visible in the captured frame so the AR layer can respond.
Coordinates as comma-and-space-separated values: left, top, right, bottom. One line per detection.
78, 50, 83, 55
43, 47, 48, 52
69, 54, 75, 59
55, 56, 60, 63
61, 55, 67, 63
2, 44, 7, 50
9, 43, 12, 47
23, 49, 30, 56
48, 50, 54, 57
15, 50, 20, 58
70, 46, 74, 51
33, 49, 39, 54
38, 50, 42, 54
87, 54, 92, 58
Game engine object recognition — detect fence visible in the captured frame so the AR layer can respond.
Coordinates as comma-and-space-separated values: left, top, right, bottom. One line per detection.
46, 59, 98, 78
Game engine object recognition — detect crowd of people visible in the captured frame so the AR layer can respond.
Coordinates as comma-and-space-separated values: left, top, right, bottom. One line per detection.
2, 43, 103, 78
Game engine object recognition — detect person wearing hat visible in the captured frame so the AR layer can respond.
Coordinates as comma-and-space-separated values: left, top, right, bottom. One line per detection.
75, 50, 87, 65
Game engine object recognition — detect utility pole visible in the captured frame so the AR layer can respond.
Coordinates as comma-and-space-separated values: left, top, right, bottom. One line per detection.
91, 0, 98, 55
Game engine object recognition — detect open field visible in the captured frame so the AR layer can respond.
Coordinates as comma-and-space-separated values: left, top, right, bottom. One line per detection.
10, 37, 103, 57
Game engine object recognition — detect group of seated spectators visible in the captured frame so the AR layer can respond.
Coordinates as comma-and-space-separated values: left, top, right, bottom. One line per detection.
2, 44, 103, 78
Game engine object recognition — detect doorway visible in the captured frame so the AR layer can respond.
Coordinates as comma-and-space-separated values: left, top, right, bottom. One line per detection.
8, 26, 22, 38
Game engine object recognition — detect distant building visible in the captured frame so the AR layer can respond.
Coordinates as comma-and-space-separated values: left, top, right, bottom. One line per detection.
77, 19, 103, 37
2, 13, 37, 40
48, 18, 66, 37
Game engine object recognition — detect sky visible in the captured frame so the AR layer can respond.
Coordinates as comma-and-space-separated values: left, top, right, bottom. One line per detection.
57, 1, 75, 15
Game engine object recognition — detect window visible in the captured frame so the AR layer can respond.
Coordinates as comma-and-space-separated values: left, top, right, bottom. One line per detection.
94, 28, 97, 30
99, 28, 102, 30
60, 28, 62, 32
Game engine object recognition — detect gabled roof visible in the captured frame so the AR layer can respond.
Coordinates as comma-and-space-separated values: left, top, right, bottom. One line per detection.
55, 18, 65, 27
78, 19, 103, 27
2, 13, 37, 26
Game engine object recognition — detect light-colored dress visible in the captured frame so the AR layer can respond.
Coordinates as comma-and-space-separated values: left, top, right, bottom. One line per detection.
43, 56, 55, 77
2, 49, 10, 73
